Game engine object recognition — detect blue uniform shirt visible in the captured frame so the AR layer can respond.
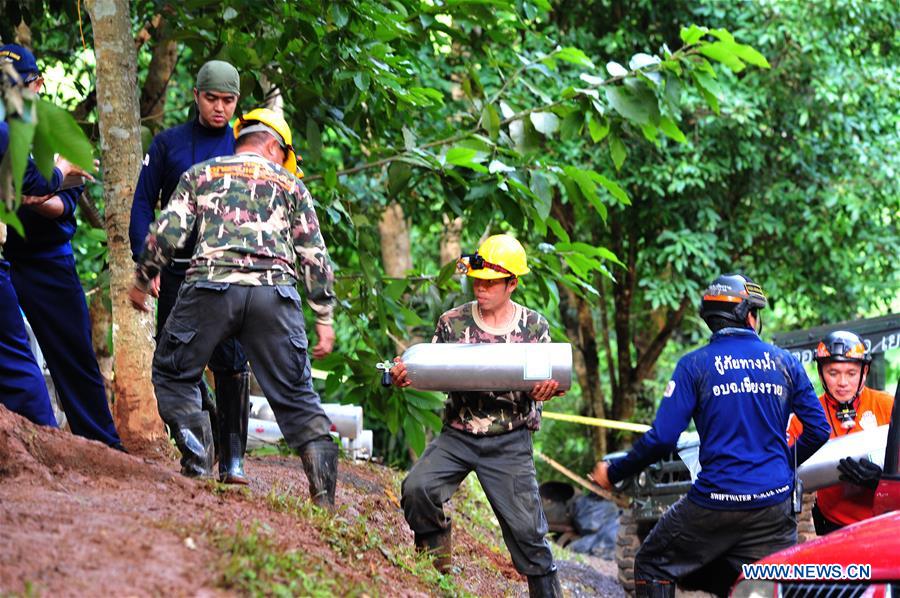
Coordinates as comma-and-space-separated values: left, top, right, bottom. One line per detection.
609, 328, 830, 510
129, 118, 234, 269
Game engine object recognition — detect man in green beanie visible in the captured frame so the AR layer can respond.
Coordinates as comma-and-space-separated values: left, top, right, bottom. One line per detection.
129, 59, 253, 483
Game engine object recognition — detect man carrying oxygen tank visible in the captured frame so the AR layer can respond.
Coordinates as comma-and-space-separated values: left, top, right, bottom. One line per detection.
389, 234, 564, 597
787, 330, 894, 534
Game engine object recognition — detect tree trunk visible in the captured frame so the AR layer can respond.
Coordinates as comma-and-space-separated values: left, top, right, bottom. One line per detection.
86, 0, 165, 450
559, 285, 606, 457
378, 202, 412, 277
439, 214, 462, 267
138, 15, 177, 128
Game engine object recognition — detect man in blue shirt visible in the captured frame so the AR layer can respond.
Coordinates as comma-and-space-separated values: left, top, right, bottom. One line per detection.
591, 273, 830, 597
129, 60, 252, 483
1, 43, 123, 450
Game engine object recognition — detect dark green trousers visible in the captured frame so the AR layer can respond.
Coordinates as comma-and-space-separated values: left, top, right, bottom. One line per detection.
401, 425, 555, 577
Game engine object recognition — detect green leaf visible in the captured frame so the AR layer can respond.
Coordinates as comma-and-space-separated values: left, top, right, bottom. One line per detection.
530, 171, 552, 220
0, 202, 25, 237
383, 278, 407, 301
609, 133, 627, 170
5, 117, 37, 201
691, 73, 720, 114
407, 403, 443, 431
732, 43, 771, 69
563, 167, 605, 220
435, 258, 458, 288
305, 117, 322, 163
330, 3, 349, 27
404, 390, 445, 411
698, 42, 745, 72
402, 414, 426, 457
596, 174, 631, 205
388, 161, 412, 196
482, 104, 500, 140
402, 126, 417, 151
353, 71, 370, 91
605, 86, 654, 124
708, 28, 734, 43
530, 111, 559, 136
560, 110, 583, 139
546, 217, 570, 243
587, 113, 609, 143
34, 100, 94, 171
445, 147, 487, 173
658, 116, 687, 142
324, 168, 337, 189
556, 47, 594, 69
680, 25, 709, 46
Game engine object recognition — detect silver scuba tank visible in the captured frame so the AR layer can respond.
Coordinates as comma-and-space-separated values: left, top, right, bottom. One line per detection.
798, 424, 889, 492
395, 342, 573, 392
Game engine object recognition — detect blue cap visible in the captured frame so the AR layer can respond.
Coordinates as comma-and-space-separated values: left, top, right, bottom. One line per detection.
0, 44, 40, 77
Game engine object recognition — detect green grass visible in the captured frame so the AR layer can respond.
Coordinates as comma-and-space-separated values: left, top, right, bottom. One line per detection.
266, 485, 471, 597
213, 523, 355, 597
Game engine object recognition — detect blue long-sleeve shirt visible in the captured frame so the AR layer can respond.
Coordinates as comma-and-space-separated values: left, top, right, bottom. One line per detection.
129, 118, 234, 271
608, 328, 830, 510
0, 121, 76, 258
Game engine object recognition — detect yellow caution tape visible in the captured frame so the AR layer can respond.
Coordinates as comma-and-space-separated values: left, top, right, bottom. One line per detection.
542, 411, 651, 433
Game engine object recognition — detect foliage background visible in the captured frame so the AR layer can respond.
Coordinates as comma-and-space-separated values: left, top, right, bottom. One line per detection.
1, 0, 897, 474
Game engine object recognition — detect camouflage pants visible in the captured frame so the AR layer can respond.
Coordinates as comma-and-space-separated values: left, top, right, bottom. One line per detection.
401, 426, 555, 577
152, 281, 331, 449
635, 496, 796, 597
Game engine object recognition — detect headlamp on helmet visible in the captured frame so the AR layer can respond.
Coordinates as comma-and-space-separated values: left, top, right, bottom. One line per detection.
456, 234, 530, 280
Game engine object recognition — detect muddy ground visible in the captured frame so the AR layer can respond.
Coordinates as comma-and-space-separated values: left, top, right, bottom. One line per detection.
0, 406, 627, 597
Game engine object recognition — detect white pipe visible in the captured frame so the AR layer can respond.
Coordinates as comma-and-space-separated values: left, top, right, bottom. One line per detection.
249, 395, 364, 439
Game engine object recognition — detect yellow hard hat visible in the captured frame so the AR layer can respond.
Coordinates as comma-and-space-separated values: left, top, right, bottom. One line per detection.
457, 234, 530, 280
234, 108, 300, 175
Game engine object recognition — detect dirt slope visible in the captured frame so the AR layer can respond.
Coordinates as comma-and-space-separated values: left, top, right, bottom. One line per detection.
0, 407, 619, 597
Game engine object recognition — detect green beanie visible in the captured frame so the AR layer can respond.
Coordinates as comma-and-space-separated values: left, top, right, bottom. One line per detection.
195, 60, 240, 95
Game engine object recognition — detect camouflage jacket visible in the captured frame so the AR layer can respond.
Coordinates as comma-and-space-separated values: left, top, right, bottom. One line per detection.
135, 153, 336, 324
433, 300, 550, 436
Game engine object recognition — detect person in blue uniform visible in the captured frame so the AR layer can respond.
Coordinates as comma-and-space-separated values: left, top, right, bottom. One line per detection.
591, 273, 830, 598
129, 60, 251, 482
0, 44, 121, 450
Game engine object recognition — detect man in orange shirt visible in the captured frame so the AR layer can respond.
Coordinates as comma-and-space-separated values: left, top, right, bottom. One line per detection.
787, 330, 894, 534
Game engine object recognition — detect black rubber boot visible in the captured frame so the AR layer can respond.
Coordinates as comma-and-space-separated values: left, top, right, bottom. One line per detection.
527, 568, 563, 598
172, 411, 214, 478
414, 527, 452, 574
634, 579, 676, 598
215, 371, 250, 485
299, 438, 339, 509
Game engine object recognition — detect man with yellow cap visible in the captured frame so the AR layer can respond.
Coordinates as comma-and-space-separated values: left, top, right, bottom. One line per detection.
127, 109, 339, 508
129, 60, 253, 483
390, 234, 564, 597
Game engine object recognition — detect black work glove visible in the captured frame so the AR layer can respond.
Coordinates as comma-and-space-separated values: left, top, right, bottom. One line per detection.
837, 457, 882, 490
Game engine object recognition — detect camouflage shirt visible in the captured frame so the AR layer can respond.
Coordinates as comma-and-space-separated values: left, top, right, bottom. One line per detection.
135, 153, 336, 324
433, 300, 550, 436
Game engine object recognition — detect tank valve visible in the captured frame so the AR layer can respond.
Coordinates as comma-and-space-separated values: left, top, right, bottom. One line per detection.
376, 360, 393, 387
